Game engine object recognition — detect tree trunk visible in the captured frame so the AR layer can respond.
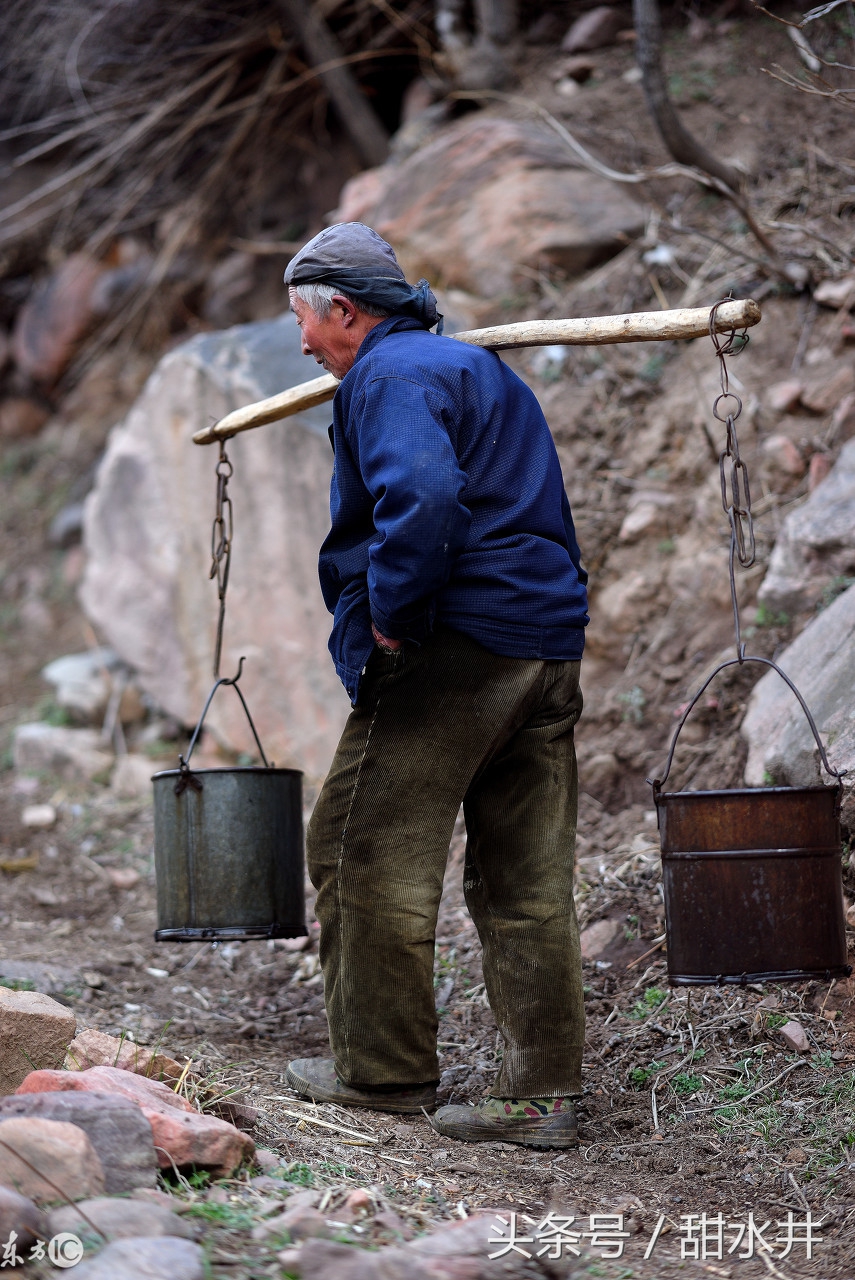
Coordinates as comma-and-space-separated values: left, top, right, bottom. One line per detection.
276, 0, 389, 170
473, 0, 518, 46
633, 0, 744, 191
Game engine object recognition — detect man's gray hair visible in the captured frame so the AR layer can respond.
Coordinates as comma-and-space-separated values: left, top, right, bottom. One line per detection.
290, 282, 389, 320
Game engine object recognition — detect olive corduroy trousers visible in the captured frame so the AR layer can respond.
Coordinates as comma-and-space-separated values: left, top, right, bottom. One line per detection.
306, 626, 585, 1098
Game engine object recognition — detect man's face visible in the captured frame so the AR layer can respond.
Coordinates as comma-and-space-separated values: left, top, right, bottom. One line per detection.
290, 292, 355, 380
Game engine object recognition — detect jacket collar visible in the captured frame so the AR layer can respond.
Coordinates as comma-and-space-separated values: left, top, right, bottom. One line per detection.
353, 314, 429, 365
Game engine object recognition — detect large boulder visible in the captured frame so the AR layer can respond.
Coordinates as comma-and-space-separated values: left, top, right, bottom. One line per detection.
80, 315, 349, 778
741, 582, 855, 825
335, 114, 645, 297
757, 437, 855, 614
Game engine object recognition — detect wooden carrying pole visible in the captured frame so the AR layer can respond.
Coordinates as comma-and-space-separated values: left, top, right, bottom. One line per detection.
193, 298, 760, 446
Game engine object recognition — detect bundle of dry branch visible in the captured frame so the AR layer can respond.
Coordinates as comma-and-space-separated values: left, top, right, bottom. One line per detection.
0, 0, 433, 355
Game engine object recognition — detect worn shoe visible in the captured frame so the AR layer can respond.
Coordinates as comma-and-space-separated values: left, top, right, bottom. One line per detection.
286, 1058, 437, 1114
432, 1095, 578, 1148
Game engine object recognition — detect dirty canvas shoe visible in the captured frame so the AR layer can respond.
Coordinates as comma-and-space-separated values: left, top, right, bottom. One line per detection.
286, 1058, 437, 1114
432, 1095, 578, 1148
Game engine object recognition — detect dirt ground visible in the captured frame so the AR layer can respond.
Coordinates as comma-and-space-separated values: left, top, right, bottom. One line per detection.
2, 10, 855, 1279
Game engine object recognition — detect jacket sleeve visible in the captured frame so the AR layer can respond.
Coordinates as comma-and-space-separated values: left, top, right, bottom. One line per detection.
350, 374, 472, 640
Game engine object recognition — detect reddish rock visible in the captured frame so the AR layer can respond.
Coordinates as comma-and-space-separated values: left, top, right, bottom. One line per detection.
561, 5, 624, 52
333, 114, 644, 297
16, 1066, 254, 1176
0, 1090, 157, 1193
64, 1028, 182, 1084
253, 1204, 330, 1243
766, 379, 804, 414
0, 397, 50, 438
0, 986, 77, 1095
13, 253, 106, 384
762, 434, 805, 477
809, 452, 833, 491
802, 365, 855, 415
0, 1186, 48, 1252
0, 1116, 105, 1203
831, 391, 855, 442
779, 1020, 810, 1052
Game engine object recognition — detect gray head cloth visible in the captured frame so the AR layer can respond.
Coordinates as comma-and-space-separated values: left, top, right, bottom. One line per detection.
284, 222, 443, 333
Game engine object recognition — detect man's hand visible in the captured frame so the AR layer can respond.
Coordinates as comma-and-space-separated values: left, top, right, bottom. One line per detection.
372, 623, 402, 652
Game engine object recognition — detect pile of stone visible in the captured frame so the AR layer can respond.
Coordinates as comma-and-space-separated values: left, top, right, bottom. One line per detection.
0, 987, 253, 1279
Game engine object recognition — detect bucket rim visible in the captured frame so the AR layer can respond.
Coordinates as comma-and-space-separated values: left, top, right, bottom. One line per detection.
152, 765, 303, 780
654, 783, 838, 803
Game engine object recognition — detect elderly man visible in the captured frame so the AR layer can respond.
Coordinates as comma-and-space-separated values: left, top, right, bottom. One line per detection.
283, 223, 588, 1148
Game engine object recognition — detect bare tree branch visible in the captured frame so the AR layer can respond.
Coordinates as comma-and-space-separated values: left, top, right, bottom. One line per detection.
633, 0, 746, 193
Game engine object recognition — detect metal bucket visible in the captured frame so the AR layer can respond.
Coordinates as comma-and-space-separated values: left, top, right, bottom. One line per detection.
656, 784, 848, 984
152, 659, 306, 943
153, 766, 306, 942
650, 656, 851, 987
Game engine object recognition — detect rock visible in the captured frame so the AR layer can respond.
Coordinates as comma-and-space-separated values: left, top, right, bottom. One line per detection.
761, 434, 805, 477
802, 365, 855, 415
766, 380, 804, 413
48, 502, 87, 549
0, 1117, 105, 1202
49, 1196, 197, 1241
41, 649, 119, 723
809, 451, 833, 491
0, 1187, 48, 1253
831, 391, 855, 442
254, 1148, 282, 1173
334, 114, 644, 297
12, 253, 106, 384
201, 252, 257, 328
13, 723, 114, 782
757, 438, 855, 612
111, 754, 153, 800
0, 397, 50, 438
21, 803, 56, 828
619, 493, 676, 543
343, 1188, 372, 1218
814, 273, 855, 308
580, 918, 622, 959
106, 866, 142, 888
253, 1204, 329, 1242
0, 1091, 157, 1194
579, 751, 619, 797
65, 1028, 184, 1084
80, 314, 347, 776
17, 1066, 254, 1176
561, 6, 624, 52
555, 55, 596, 83
297, 1215, 506, 1280
0, 961, 80, 998
0, 987, 76, 1094
779, 1020, 810, 1053
69, 1236, 204, 1280
741, 582, 855, 824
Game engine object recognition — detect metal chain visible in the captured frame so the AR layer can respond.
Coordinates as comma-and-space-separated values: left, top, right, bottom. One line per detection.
709, 300, 753, 660
209, 439, 233, 679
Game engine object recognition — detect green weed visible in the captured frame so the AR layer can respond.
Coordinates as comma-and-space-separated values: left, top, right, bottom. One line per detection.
673, 1073, 705, 1096
628, 987, 669, 1020
755, 604, 789, 629
629, 1061, 666, 1088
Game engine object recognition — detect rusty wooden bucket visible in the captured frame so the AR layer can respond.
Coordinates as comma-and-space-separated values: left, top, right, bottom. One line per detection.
651, 656, 851, 986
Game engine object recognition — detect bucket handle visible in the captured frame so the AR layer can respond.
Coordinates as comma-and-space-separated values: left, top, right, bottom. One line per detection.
176, 656, 270, 793
648, 655, 846, 796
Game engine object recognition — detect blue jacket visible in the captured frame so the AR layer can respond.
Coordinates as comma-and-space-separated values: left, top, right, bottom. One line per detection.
318, 316, 588, 703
